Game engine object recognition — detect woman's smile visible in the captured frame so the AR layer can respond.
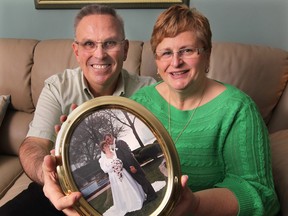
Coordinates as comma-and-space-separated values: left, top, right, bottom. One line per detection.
168, 69, 190, 77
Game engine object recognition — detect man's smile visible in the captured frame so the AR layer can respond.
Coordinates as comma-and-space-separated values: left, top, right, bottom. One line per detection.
91, 64, 110, 69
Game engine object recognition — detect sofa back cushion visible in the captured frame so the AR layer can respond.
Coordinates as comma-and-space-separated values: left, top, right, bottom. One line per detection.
209, 42, 288, 125
0, 39, 38, 155
31, 39, 79, 106
268, 84, 288, 132
123, 40, 144, 76
0, 95, 10, 127
270, 130, 288, 215
0, 39, 38, 113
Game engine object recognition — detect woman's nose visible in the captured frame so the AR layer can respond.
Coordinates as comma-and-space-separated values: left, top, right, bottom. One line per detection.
170, 52, 183, 67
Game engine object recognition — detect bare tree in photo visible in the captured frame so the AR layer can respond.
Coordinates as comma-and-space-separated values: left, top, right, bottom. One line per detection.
106, 109, 145, 147
69, 112, 109, 168
69, 109, 135, 169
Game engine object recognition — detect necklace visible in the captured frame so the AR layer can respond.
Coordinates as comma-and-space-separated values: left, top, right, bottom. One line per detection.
168, 87, 205, 144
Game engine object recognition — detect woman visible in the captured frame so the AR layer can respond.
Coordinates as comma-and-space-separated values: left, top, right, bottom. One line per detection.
99, 141, 145, 216
131, 4, 280, 216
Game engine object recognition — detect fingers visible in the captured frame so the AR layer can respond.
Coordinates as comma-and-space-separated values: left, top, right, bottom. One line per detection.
71, 103, 78, 111
55, 114, 67, 133
42, 155, 81, 213
181, 175, 189, 188
52, 191, 82, 211
63, 206, 82, 216
55, 103, 78, 134
54, 115, 67, 133
50, 149, 55, 156
60, 115, 67, 123
54, 124, 61, 134
43, 155, 57, 172
171, 175, 194, 216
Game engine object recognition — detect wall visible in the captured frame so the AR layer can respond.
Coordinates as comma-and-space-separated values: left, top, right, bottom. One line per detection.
0, 0, 287, 50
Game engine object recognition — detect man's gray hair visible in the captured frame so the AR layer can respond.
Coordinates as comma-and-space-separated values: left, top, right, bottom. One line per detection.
74, 4, 125, 38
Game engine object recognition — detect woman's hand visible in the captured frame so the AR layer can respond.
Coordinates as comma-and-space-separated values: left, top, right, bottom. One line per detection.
172, 175, 239, 216
171, 175, 199, 216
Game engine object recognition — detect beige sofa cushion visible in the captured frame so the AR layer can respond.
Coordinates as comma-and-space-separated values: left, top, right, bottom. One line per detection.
0, 173, 31, 206
123, 40, 144, 76
0, 39, 38, 113
0, 111, 33, 156
31, 39, 79, 106
270, 130, 288, 215
0, 156, 23, 199
268, 83, 288, 133
208, 42, 288, 125
0, 95, 10, 127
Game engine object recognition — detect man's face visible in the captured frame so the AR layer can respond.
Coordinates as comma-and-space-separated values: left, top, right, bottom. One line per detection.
72, 14, 129, 95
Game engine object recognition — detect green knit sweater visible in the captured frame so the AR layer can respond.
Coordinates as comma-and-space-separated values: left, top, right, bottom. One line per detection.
130, 82, 280, 216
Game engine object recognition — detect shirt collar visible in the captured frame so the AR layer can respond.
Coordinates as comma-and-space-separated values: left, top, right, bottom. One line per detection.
113, 69, 125, 97
81, 73, 94, 98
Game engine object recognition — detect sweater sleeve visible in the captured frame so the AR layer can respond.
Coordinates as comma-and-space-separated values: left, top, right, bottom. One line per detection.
215, 98, 279, 216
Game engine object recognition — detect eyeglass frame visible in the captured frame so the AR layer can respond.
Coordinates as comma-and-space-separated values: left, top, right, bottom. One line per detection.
154, 47, 206, 61
74, 39, 126, 53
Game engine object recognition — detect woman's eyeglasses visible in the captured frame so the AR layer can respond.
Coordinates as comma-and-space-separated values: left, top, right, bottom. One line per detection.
155, 47, 206, 61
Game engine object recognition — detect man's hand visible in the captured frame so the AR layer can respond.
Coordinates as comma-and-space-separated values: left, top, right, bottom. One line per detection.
44, 103, 82, 215
54, 103, 78, 134
130, 166, 137, 174
42, 153, 81, 215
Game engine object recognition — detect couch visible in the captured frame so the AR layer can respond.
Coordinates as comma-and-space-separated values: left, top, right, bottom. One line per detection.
0, 38, 288, 215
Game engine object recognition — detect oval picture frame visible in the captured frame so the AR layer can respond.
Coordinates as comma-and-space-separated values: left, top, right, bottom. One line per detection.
55, 96, 181, 216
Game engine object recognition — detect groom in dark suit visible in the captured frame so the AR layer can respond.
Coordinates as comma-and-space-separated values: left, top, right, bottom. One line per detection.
104, 133, 157, 203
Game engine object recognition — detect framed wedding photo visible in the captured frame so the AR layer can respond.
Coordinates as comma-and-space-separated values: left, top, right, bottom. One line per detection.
34, 0, 190, 9
55, 96, 181, 216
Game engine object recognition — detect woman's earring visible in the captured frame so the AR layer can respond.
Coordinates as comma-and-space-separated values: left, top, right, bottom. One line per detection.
156, 69, 162, 81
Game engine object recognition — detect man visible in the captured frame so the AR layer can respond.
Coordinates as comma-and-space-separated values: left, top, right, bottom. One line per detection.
104, 134, 157, 202
0, 4, 155, 216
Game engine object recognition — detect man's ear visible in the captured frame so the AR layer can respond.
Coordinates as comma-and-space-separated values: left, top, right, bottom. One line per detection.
72, 42, 80, 61
123, 39, 129, 61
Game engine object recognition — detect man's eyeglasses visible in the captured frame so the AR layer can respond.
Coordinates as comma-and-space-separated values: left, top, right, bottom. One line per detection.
74, 39, 125, 53
155, 47, 206, 61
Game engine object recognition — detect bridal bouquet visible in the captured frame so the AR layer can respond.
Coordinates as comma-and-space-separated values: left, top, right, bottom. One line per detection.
112, 158, 123, 181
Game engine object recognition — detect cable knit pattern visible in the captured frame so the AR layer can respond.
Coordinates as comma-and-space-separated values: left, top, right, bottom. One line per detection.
130, 82, 280, 216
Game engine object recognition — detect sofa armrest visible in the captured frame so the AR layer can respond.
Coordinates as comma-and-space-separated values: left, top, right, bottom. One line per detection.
268, 83, 288, 133
270, 129, 288, 215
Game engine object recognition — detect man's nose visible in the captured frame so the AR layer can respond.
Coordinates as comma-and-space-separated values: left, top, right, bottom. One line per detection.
92, 45, 107, 58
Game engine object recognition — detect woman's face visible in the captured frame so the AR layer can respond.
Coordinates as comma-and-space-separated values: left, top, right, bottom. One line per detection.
103, 143, 109, 152
155, 31, 209, 91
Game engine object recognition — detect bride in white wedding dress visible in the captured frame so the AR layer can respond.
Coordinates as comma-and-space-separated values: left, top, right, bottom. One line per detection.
99, 141, 145, 216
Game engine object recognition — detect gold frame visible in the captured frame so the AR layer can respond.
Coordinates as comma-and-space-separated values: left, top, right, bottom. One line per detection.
34, 0, 189, 9
55, 96, 181, 216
